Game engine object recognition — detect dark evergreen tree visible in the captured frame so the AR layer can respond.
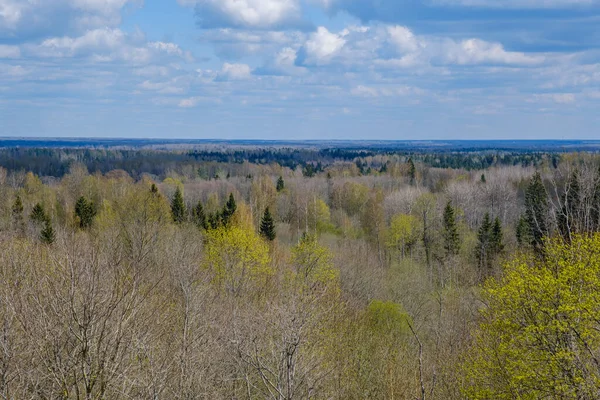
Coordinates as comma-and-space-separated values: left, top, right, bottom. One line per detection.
12, 194, 24, 233
171, 187, 187, 224
208, 212, 221, 230
30, 203, 47, 224
193, 201, 208, 230
491, 217, 504, 255
276, 176, 285, 192
525, 172, 549, 255
442, 201, 460, 257
476, 213, 493, 278
150, 183, 159, 195
516, 215, 532, 247
40, 218, 55, 245
221, 193, 237, 226
480, 174, 487, 183
407, 158, 416, 185
260, 207, 276, 241
75, 196, 96, 229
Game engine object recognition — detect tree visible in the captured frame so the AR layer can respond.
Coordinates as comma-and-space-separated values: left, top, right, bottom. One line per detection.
491, 216, 504, 255
150, 183, 159, 195
30, 203, 47, 224
463, 235, 600, 399
276, 176, 285, 192
259, 207, 276, 241
386, 214, 420, 259
192, 200, 208, 230
75, 196, 96, 229
12, 194, 24, 229
221, 193, 237, 227
476, 213, 493, 278
171, 186, 187, 224
593, 165, 600, 231
557, 168, 582, 240
480, 173, 486, 183
524, 172, 549, 255
40, 218, 55, 245
516, 215, 531, 247
442, 201, 460, 257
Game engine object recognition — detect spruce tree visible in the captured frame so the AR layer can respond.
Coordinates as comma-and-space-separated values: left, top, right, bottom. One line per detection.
491, 217, 504, 255
151, 183, 159, 195
481, 174, 487, 184
75, 196, 96, 229
476, 213, 493, 277
525, 172, 549, 255
276, 176, 285, 192
30, 203, 47, 224
208, 212, 221, 230
516, 215, 532, 247
221, 193, 237, 226
442, 201, 460, 257
40, 217, 55, 245
171, 187, 187, 224
12, 194, 24, 232
260, 207, 276, 241
193, 200, 208, 230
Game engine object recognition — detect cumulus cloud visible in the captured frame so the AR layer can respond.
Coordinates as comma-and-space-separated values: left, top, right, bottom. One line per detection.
0, 44, 19, 58
298, 27, 346, 66
187, 0, 302, 29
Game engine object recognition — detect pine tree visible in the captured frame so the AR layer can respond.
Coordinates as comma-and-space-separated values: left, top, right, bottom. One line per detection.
221, 193, 237, 226
30, 203, 47, 224
40, 217, 55, 245
260, 207, 276, 241
491, 217, 504, 255
443, 201, 460, 257
151, 183, 159, 195
525, 172, 549, 255
276, 176, 285, 192
193, 201, 208, 230
208, 212, 221, 230
171, 187, 187, 224
476, 213, 493, 277
75, 196, 96, 229
480, 174, 487, 183
407, 158, 416, 185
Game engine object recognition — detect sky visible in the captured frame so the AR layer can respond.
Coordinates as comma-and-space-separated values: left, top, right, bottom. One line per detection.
0, 0, 599, 140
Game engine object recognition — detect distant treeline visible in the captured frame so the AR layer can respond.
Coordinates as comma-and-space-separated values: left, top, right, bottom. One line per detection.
0, 147, 560, 178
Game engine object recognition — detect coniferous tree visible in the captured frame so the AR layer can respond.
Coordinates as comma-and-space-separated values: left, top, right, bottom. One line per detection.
407, 158, 416, 185
525, 172, 549, 255
193, 201, 208, 230
12, 194, 24, 233
442, 201, 460, 257
221, 193, 237, 226
75, 196, 96, 229
150, 183, 159, 195
171, 187, 187, 224
491, 216, 504, 255
516, 215, 532, 247
260, 207, 276, 241
476, 213, 493, 278
30, 203, 47, 224
40, 217, 55, 245
208, 212, 221, 230
480, 174, 487, 184
276, 176, 285, 192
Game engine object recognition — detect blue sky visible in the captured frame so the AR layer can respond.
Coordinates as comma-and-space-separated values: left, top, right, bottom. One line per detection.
0, 0, 599, 139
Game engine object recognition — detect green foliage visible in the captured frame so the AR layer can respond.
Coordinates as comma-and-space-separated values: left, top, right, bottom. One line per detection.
480, 173, 486, 183
476, 213, 494, 276
443, 201, 460, 257
525, 171, 549, 255
365, 300, 410, 337
30, 202, 47, 224
386, 213, 420, 259
516, 214, 532, 247
192, 200, 208, 230
221, 193, 237, 227
170, 186, 187, 224
463, 235, 600, 399
259, 207, 276, 241
276, 176, 285, 192
75, 196, 96, 229
407, 158, 416, 185
593, 165, 600, 231
40, 218, 55, 245
12, 194, 23, 217
491, 216, 504, 255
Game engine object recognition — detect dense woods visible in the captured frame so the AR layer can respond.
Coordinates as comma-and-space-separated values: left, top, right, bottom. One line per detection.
1, 147, 600, 399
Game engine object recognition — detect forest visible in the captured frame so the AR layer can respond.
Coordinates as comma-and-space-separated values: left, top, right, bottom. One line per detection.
1, 146, 600, 399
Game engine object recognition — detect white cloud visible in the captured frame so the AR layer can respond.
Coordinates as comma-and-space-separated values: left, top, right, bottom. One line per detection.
188, 0, 301, 29
387, 26, 420, 53
532, 93, 576, 104
219, 62, 252, 80
0, 44, 20, 58
302, 27, 346, 65
433, 0, 598, 8
442, 38, 544, 65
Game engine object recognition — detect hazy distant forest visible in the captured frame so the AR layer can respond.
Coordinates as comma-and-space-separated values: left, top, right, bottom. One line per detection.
2, 145, 600, 399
